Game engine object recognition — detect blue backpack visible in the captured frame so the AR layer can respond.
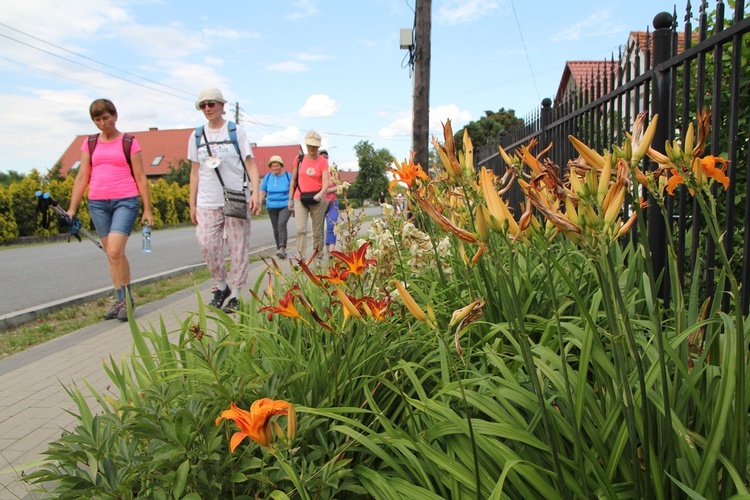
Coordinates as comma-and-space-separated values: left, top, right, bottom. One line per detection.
194, 121, 241, 156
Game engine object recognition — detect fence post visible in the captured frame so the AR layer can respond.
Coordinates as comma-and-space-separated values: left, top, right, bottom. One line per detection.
649, 12, 673, 302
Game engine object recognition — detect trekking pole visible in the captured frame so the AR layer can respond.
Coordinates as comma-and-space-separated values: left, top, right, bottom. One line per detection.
34, 191, 105, 252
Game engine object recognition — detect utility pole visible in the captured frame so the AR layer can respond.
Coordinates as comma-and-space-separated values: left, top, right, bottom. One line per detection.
412, 0, 431, 172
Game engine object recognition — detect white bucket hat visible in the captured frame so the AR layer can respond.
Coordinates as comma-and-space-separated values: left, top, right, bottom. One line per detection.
268, 155, 284, 166
195, 88, 227, 110
304, 130, 322, 147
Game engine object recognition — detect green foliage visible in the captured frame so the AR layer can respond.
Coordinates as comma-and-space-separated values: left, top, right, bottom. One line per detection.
163, 159, 192, 187
350, 141, 391, 201
0, 185, 19, 243
0, 169, 26, 188
453, 108, 524, 152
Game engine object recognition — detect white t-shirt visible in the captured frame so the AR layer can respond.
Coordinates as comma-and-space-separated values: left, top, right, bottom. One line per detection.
187, 122, 254, 208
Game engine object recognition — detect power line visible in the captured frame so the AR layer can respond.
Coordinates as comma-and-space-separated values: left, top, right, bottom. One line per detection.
0, 21, 194, 98
0, 32, 192, 102
508, 0, 541, 103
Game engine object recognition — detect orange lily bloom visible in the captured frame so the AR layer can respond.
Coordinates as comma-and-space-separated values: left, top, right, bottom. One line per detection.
334, 288, 364, 325
258, 287, 305, 322
363, 296, 392, 321
390, 153, 429, 189
330, 241, 377, 277
666, 155, 729, 195
319, 263, 349, 286
216, 399, 296, 451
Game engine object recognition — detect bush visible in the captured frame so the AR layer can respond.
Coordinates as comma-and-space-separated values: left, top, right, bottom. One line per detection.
0, 185, 19, 243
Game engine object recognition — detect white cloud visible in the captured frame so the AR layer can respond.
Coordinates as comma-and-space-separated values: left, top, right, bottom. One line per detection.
286, 0, 319, 20
258, 126, 302, 146
550, 11, 620, 42
296, 52, 332, 62
299, 94, 339, 117
267, 61, 309, 73
435, 0, 501, 26
379, 104, 472, 140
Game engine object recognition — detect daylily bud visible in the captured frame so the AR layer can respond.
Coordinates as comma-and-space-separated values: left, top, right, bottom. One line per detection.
474, 205, 490, 242
683, 122, 694, 160
633, 114, 658, 163
598, 152, 612, 205
569, 135, 605, 169
665, 140, 683, 164
394, 281, 430, 325
498, 145, 515, 166
604, 187, 626, 226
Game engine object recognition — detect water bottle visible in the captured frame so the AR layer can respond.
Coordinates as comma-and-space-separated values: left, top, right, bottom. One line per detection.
141, 223, 151, 253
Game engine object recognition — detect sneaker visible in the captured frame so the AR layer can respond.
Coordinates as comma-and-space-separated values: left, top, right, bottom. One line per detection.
208, 286, 231, 308
223, 297, 239, 313
104, 300, 125, 320
276, 248, 287, 259
118, 298, 134, 322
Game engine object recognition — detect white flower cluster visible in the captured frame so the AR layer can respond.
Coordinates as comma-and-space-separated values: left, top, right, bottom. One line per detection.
362, 219, 452, 277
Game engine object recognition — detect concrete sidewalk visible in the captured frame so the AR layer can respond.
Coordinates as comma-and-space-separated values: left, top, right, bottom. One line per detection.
0, 256, 278, 499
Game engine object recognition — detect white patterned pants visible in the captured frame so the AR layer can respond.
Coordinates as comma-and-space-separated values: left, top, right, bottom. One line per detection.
195, 206, 252, 291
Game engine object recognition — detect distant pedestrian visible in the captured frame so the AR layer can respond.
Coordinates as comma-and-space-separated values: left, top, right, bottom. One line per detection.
188, 88, 260, 313
320, 149, 339, 257
66, 98, 154, 322
289, 130, 329, 265
260, 155, 293, 259
378, 191, 387, 214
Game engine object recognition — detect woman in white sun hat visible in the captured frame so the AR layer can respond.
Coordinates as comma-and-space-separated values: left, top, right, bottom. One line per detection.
187, 87, 260, 313
289, 129, 329, 265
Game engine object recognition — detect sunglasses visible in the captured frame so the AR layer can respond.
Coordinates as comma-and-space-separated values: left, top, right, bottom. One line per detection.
199, 101, 217, 110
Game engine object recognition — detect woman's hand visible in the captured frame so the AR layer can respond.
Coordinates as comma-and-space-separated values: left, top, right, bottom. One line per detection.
249, 193, 261, 216
314, 192, 324, 202
141, 209, 155, 227
190, 206, 198, 225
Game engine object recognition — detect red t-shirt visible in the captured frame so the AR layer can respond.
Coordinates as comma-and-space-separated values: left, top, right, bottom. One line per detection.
295, 155, 328, 198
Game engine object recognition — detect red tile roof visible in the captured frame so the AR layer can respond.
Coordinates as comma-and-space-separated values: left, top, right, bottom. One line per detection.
554, 60, 617, 105
56, 128, 308, 179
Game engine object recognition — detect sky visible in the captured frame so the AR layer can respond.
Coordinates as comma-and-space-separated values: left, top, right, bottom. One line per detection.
0, 0, 685, 175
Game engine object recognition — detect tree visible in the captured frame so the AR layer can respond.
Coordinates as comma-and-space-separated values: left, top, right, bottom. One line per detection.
453, 108, 524, 152
163, 159, 192, 186
0, 170, 26, 188
350, 141, 391, 202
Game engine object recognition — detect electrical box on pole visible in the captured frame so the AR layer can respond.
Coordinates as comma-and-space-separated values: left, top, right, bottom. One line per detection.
400, 29, 413, 49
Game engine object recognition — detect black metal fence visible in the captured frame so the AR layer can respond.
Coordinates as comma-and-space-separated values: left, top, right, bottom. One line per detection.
475, 1, 750, 312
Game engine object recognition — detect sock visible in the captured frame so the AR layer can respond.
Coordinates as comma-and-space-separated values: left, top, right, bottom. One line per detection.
228, 289, 239, 300
116, 287, 125, 301
216, 280, 228, 291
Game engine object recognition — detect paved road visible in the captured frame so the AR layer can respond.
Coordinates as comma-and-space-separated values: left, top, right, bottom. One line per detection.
0, 207, 378, 317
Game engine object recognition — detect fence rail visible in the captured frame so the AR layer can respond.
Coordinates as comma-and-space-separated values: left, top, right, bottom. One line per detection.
476, 2, 750, 312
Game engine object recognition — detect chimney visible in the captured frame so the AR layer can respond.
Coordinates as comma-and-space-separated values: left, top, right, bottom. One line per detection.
149, 127, 158, 131
250, 142, 257, 148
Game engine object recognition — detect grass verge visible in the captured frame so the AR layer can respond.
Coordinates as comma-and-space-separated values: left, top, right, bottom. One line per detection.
0, 268, 211, 360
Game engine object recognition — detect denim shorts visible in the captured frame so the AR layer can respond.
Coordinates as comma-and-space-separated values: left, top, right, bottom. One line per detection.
88, 196, 140, 237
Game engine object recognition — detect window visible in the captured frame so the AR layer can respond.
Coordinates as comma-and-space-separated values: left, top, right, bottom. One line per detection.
151, 155, 164, 166
70, 161, 81, 171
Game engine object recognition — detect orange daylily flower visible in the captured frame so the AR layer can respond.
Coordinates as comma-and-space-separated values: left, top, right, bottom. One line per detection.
330, 241, 377, 278
390, 153, 429, 189
666, 155, 729, 195
258, 287, 306, 322
363, 296, 392, 321
216, 399, 296, 451
319, 263, 349, 286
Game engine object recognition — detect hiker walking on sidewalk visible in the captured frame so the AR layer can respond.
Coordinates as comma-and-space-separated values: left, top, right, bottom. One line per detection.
66, 99, 154, 322
188, 88, 260, 313
259, 155, 293, 259
289, 130, 329, 265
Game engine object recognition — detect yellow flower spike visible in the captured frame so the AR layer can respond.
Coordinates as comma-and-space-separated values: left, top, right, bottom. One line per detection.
427, 304, 437, 327
603, 187, 626, 226
568, 169, 585, 197
665, 140, 683, 164
684, 122, 694, 161
394, 281, 432, 326
479, 167, 520, 237
498, 144, 515, 166
335, 288, 363, 325
633, 114, 658, 163
474, 205, 490, 242
463, 128, 475, 176
597, 152, 612, 205
287, 404, 297, 441
565, 197, 580, 226
569, 135, 605, 169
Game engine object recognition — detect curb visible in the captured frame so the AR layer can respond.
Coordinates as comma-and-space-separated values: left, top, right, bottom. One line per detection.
0, 244, 279, 332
